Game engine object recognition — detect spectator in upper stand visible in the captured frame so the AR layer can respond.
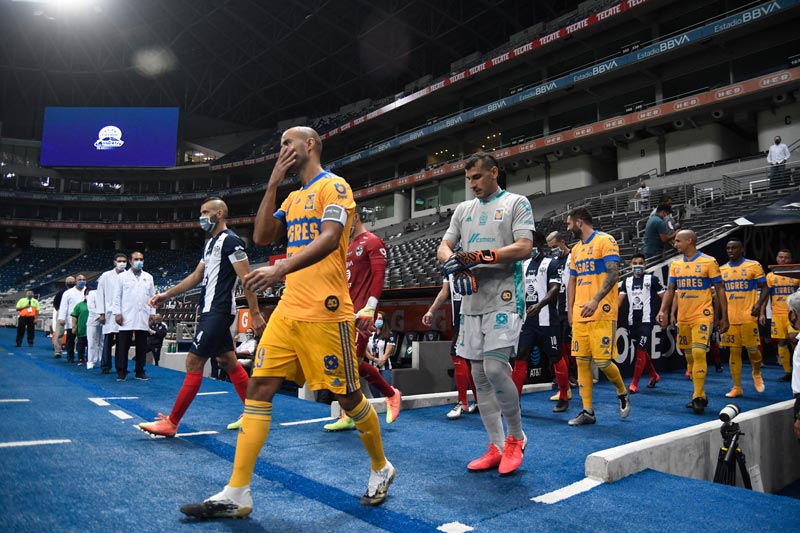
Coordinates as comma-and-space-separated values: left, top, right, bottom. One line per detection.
643, 204, 676, 261
58, 274, 86, 363
634, 181, 650, 212
767, 135, 791, 189
16, 290, 39, 347
52, 277, 75, 358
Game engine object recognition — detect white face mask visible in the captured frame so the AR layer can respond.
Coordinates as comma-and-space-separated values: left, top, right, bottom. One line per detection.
115, 261, 127, 271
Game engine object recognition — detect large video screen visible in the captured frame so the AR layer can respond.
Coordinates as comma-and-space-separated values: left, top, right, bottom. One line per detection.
40, 107, 179, 167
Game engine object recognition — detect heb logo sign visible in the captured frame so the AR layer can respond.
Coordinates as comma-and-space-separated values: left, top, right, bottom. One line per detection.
760, 72, 791, 87
574, 126, 594, 137
604, 118, 625, 130
638, 108, 661, 120
433, 168, 446, 176
519, 141, 537, 152
544, 135, 562, 145
673, 97, 700, 111
413, 174, 427, 182
715, 85, 743, 100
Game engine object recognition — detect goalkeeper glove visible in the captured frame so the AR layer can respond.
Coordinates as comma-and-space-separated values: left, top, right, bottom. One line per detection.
355, 296, 378, 335
452, 270, 478, 295
442, 249, 498, 276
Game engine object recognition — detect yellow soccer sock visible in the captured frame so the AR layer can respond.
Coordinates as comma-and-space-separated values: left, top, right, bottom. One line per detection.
747, 346, 762, 375
229, 400, 272, 488
691, 347, 707, 399
729, 346, 742, 389
348, 395, 386, 471
598, 360, 626, 395
778, 344, 791, 373
685, 351, 694, 377
576, 357, 594, 411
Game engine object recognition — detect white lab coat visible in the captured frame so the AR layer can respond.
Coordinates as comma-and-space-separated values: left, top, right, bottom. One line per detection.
58, 287, 86, 323
112, 269, 155, 332
86, 291, 103, 366
96, 269, 122, 335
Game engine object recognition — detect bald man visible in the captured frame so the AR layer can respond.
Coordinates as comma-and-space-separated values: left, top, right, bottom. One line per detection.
140, 197, 266, 435
181, 126, 393, 519
657, 230, 728, 414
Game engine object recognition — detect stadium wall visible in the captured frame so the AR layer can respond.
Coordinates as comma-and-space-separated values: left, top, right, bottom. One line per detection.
756, 100, 800, 147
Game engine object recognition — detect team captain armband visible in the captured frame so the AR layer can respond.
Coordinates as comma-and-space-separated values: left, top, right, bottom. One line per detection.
229, 246, 248, 264
321, 204, 348, 226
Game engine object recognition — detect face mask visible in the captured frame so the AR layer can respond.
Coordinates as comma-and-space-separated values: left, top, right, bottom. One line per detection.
550, 248, 563, 258
246, 333, 254, 340
374, 320, 384, 329
115, 261, 127, 271
67, 282, 75, 288
133, 260, 144, 270
76, 280, 86, 288
531, 247, 539, 257
775, 139, 781, 145
632, 265, 645, 276
199, 216, 217, 232
26, 293, 33, 299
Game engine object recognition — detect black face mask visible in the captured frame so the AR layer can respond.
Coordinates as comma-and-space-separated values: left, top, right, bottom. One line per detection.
66, 283, 75, 288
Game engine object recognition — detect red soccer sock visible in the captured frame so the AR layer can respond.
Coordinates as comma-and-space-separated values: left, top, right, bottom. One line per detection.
553, 357, 570, 400
632, 349, 648, 388
511, 359, 528, 399
169, 371, 203, 425
645, 351, 658, 377
227, 363, 250, 403
452, 355, 472, 407
358, 360, 395, 397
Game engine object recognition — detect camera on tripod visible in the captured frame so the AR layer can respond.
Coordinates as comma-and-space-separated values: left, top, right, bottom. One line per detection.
719, 403, 739, 424
713, 403, 752, 489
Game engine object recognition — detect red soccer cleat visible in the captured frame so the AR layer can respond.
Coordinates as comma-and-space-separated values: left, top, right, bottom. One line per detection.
467, 444, 502, 471
498, 433, 528, 475
138, 412, 178, 438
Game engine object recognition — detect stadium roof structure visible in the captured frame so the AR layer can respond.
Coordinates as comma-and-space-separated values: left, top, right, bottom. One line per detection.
0, 0, 581, 138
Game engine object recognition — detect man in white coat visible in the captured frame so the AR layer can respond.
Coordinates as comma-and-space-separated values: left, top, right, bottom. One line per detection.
58, 273, 87, 363
96, 253, 128, 374
112, 251, 155, 381
86, 288, 103, 369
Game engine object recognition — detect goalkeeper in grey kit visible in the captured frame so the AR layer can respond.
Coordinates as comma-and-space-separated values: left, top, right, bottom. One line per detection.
438, 152, 534, 475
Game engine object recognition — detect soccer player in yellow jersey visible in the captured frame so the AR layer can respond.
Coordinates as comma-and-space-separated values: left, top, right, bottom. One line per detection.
719, 239, 769, 398
657, 230, 728, 414
761, 249, 800, 381
181, 127, 393, 520
566, 207, 630, 426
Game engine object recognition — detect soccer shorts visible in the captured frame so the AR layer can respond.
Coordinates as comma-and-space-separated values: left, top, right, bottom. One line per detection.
190, 313, 235, 358
771, 315, 798, 340
252, 310, 360, 395
677, 321, 712, 351
517, 322, 561, 362
455, 311, 522, 361
629, 323, 654, 352
571, 320, 616, 360
719, 321, 759, 348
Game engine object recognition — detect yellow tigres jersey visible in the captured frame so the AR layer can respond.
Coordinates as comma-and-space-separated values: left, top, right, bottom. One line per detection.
274, 171, 355, 322
720, 259, 765, 325
668, 252, 722, 324
766, 272, 800, 316
570, 231, 620, 323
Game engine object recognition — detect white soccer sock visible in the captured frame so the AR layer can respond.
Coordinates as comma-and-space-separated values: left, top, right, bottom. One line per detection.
471, 361, 505, 451
483, 356, 523, 440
